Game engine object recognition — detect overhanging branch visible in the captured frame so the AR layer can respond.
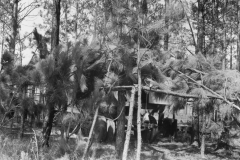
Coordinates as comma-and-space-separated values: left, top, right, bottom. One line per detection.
171, 68, 240, 111
103, 85, 222, 99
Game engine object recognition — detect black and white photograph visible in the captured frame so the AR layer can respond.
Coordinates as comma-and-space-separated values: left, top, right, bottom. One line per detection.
0, 0, 240, 159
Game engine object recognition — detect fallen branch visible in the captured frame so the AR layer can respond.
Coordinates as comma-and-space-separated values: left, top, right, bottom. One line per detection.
103, 85, 237, 101
172, 68, 240, 111
186, 68, 207, 75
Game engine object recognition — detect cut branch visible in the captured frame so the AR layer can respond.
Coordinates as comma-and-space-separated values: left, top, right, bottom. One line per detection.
172, 68, 240, 111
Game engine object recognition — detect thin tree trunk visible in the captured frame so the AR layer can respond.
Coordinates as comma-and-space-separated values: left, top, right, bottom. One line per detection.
0, 19, 5, 71
238, 0, 240, 71
75, 1, 79, 41
201, 111, 206, 158
91, 0, 98, 44
181, 3, 196, 48
116, 91, 126, 159
122, 87, 136, 160
51, 0, 61, 51
64, 2, 68, 44
197, 0, 205, 56
19, 110, 26, 139
230, 28, 233, 69
211, 0, 215, 55
164, 0, 169, 51
10, 0, 18, 56
41, 0, 61, 147
197, 105, 200, 146
136, 25, 142, 160
222, 0, 227, 70
42, 104, 55, 147
82, 105, 99, 159
238, 39, 239, 70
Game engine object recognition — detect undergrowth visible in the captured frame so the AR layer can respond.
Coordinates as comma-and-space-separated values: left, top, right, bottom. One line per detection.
0, 131, 122, 160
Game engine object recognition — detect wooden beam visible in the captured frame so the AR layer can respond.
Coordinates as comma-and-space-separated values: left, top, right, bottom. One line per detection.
103, 85, 236, 101
142, 86, 218, 99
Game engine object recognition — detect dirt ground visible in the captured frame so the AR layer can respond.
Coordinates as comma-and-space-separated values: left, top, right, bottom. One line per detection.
139, 141, 240, 160
1, 125, 240, 160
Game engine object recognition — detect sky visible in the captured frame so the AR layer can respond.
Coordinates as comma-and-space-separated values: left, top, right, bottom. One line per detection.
19, 0, 43, 65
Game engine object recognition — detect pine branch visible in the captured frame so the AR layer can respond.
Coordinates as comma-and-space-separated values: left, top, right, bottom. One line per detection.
171, 68, 240, 111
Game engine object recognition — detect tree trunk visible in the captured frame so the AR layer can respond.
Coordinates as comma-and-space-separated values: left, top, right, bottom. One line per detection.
222, 0, 227, 70
197, 0, 205, 56
64, 2, 68, 44
122, 87, 136, 160
19, 110, 26, 139
193, 105, 200, 146
238, 0, 240, 71
164, 0, 169, 51
10, 0, 18, 56
230, 28, 233, 69
211, 0, 215, 55
136, 28, 142, 160
51, 0, 61, 51
0, 18, 5, 71
201, 111, 206, 158
75, 1, 79, 41
116, 91, 126, 159
42, 104, 55, 147
82, 105, 99, 159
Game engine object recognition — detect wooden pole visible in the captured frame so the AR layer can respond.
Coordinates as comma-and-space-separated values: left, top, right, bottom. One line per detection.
136, 8, 142, 158
82, 104, 99, 159
122, 87, 136, 160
